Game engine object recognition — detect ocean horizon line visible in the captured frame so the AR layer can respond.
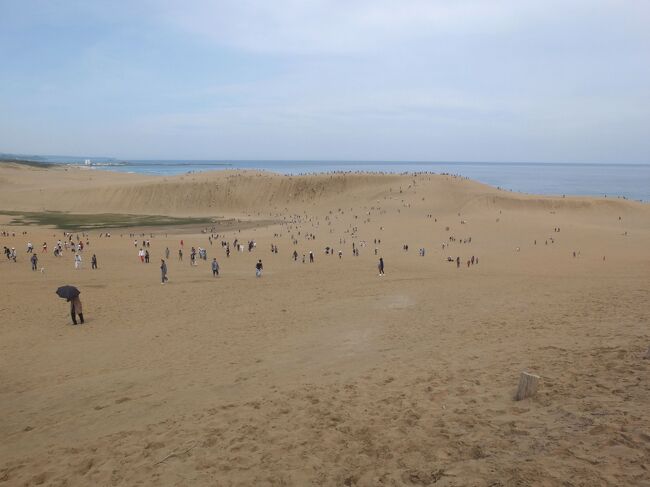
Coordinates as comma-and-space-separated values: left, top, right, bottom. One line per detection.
2, 153, 650, 167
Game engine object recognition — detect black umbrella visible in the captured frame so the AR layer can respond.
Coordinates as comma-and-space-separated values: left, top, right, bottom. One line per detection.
56, 285, 80, 300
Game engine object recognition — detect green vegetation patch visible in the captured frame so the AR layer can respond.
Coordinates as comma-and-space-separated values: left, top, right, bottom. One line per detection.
0, 210, 214, 230
0, 159, 55, 168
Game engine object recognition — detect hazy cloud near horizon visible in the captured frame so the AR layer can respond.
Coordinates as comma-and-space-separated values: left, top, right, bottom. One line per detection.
1, 0, 648, 162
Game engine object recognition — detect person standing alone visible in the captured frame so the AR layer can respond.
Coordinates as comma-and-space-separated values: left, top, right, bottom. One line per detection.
378, 257, 385, 276
211, 258, 219, 277
255, 259, 263, 278
160, 259, 168, 284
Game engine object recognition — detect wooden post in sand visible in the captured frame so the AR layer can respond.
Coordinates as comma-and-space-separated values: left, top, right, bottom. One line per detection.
514, 372, 540, 401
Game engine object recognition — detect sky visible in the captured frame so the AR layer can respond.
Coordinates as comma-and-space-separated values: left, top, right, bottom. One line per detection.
1, 0, 649, 162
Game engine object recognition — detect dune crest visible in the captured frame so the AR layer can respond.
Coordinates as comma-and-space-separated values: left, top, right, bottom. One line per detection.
0, 164, 644, 218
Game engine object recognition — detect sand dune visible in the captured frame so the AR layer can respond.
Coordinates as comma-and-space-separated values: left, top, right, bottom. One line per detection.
0, 163, 644, 218
1, 164, 649, 486
471, 193, 646, 214
0, 165, 406, 215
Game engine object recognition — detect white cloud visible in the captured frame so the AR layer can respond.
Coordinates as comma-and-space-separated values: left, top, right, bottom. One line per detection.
154, 0, 557, 54
2, 0, 649, 161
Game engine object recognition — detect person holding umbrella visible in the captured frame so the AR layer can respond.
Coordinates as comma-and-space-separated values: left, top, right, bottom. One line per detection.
70, 295, 84, 324
56, 286, 84, 325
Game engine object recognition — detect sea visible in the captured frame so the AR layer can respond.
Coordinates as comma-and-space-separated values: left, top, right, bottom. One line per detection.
48, 158, 650, 202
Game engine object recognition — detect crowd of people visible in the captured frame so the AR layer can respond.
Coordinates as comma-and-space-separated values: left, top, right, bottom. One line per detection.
2, 208, 502, 327
2, 215, 494, 286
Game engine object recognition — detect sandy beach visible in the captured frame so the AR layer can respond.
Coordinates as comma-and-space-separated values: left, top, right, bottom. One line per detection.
1, 163, 649, 486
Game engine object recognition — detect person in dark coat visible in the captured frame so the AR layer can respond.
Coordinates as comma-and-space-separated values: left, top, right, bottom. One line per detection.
160, 259, 168, 283
70, 295, 84, 325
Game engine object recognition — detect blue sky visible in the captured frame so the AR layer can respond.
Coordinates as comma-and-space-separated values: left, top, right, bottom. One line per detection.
1, 0, 649, 162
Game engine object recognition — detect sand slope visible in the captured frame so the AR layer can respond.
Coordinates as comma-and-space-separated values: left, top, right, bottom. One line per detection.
1, 164, 649, 486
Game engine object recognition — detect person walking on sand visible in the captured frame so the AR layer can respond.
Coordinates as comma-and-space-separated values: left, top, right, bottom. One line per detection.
165, 247, 170, 259
70, 295, 84, 325
30, 253, 38, 271
211, 258, 219, 277
255, 259, 263, 278
378, 257, 385, 276
160, 259, 168, 284
74, 253, 82, 269
91, 254, 98, 269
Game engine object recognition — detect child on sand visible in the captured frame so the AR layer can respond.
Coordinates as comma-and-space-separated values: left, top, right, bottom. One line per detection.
256, 259, 263, 277
378, 257, 384, 276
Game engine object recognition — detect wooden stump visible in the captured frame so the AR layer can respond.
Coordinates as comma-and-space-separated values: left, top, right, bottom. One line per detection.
514, 372, 540, 401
